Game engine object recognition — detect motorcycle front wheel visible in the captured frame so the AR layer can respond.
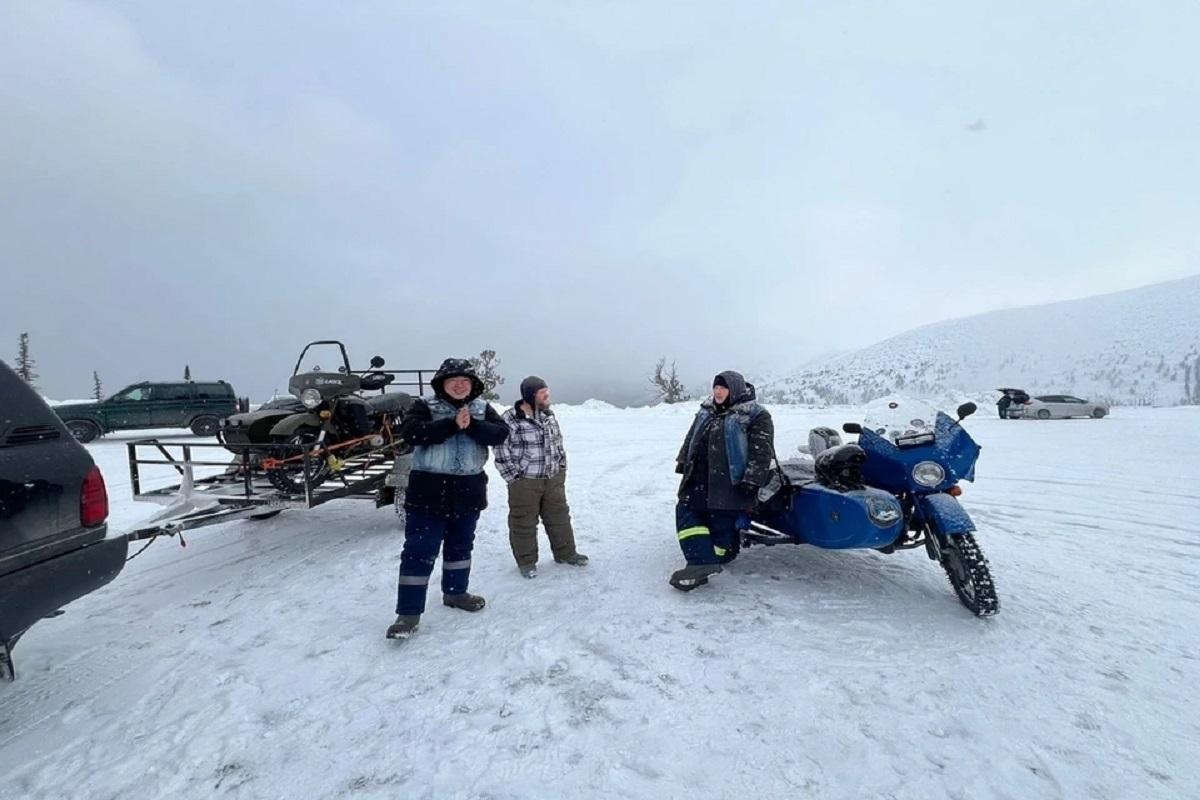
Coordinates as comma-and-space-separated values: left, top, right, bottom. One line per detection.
266, 429, 331, 494
931, 526, 1000, 617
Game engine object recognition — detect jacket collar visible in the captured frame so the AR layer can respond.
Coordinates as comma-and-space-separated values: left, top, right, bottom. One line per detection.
699, 397, 756, 415
512, 401, 554, 421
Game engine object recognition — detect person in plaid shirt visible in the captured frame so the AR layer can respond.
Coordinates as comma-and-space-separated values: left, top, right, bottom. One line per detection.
495, 376, 588, 578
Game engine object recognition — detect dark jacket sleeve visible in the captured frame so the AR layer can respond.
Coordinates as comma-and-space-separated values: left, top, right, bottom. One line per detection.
742, 409, 775, 488
465, 404, 510, 446
675, 415, 697, 474
400, 399, 459, 446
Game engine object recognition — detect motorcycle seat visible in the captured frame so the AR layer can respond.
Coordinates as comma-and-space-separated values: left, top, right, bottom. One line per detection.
366, 393, 412, 414
777, 458, 816, 484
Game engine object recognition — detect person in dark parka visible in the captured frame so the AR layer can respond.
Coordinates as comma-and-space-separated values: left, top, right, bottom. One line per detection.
386, 358, 509, 640
670, 370, 775, 591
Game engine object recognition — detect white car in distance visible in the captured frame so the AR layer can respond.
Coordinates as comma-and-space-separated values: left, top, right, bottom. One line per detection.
1014, 394, 1109, 420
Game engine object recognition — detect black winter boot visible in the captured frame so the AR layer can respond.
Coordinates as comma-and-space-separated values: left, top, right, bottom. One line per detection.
443, 593, 486, 612
554, 553, 589, 566
669, 564, 723, 592
386, 615, 420, 639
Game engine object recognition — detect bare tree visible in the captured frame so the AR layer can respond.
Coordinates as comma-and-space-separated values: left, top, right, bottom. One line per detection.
15, 332, 38, 388
92, 370, 104, 401
650, 357, 690, 404
470, 349, 505, 401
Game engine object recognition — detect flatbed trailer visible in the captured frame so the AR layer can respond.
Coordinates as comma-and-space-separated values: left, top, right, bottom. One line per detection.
120, 353, 433, 546
124, 437, 408, 543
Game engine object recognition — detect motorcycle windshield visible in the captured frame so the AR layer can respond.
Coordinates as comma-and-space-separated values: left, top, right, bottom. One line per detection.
858, 411, 980, 491
862, 397, 939, 441
294, 342, 352, 376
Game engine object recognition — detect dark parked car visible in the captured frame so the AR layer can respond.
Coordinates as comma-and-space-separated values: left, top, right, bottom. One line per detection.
54, 380, 241, 442
1, 360, 127, 680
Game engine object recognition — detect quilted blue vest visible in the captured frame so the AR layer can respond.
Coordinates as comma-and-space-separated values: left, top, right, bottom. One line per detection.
411, 397, 491, 475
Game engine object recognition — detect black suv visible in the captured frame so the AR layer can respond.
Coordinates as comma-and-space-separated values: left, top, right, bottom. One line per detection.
1, 360, 127, 680
54, 380, 241, 442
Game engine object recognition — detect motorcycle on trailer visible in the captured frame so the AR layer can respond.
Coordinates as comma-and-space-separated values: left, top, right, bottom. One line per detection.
747, 402, 999, 616
220, 341, 415, 493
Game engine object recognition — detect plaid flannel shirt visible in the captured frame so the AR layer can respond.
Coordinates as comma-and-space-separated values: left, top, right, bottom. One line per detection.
496, 405, 567, 483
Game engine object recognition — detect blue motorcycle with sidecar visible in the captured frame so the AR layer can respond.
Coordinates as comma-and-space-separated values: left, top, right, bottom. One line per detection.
746, 402, 999, 616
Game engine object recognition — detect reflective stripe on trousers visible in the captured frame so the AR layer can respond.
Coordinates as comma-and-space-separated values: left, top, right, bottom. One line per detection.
675, 503, 741, 566
396, 509, 479, 615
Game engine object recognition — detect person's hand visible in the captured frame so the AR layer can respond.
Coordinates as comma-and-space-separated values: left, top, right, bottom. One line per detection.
736, 481, 758, 507
456, 407, 471, 429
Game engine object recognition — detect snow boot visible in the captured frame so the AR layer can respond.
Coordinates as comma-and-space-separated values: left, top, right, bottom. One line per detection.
386, 615, 420, 640
669, 564, 723, 592
443, 592, 486, 612
554, 552, 589, 567
519, 564, 538, 579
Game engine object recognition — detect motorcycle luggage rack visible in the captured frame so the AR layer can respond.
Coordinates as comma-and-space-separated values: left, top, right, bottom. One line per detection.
355, 368, 438, 397
124, 438, 401, 542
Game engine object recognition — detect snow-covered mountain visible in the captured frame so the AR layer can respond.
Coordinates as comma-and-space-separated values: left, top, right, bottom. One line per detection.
759, 276, 1200, 407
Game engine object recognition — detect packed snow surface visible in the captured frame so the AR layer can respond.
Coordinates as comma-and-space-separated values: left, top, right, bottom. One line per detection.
3, 404, 1198, 799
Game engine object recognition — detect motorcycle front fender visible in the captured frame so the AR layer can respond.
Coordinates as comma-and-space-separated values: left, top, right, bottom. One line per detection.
917, 493, 976, 536
268, 413, 324, 438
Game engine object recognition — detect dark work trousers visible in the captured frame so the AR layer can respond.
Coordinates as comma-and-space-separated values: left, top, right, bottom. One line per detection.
506, 472, 576, 566
506, 471, 577, 567
395, 509, 479, 615
675, 503, 744, 566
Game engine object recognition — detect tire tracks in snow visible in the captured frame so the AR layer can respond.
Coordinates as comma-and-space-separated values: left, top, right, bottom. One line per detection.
0, 521, 374, 754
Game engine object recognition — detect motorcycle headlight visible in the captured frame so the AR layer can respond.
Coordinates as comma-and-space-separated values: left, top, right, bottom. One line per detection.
912, 461, 946, 488
300, 388, 323, 409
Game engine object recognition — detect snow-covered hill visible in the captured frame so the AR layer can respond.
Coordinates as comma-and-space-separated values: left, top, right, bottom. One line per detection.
759, 276, 1200, 407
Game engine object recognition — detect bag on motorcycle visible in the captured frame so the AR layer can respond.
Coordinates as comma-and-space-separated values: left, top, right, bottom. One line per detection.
336, 400, 374, 437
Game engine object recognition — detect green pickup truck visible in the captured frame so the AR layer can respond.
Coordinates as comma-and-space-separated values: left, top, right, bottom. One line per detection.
54, 380, 242, 442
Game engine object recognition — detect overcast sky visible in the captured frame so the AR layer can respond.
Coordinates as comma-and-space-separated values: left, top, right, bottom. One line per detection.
3, 1, 1198, 404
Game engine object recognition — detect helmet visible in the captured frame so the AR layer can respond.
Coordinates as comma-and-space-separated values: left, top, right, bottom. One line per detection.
814, 444, 866, 491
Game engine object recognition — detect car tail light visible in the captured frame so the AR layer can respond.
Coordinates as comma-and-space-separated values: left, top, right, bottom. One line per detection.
81, 465, 109, 527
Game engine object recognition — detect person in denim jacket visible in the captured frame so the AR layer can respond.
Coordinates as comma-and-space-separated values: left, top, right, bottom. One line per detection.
386, 359, 509, 640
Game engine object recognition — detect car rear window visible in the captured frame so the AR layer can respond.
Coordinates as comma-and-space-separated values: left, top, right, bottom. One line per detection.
0, 361, 70, 442
195, 383, 233, 398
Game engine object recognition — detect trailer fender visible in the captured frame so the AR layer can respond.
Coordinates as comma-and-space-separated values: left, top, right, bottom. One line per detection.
269, 413, 324, 438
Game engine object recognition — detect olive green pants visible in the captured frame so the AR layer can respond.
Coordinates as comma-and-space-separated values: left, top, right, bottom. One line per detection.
507, 471, 577, 567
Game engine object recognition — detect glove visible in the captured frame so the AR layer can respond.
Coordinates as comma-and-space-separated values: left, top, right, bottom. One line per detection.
736, 481, 758, 503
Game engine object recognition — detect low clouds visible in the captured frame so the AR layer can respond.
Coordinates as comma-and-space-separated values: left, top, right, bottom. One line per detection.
3, 2, 1198, 403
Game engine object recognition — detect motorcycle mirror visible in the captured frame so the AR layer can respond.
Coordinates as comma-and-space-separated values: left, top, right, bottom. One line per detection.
370, 355, 385, 368
957, 402, 978, 420
842, 422, 863, 434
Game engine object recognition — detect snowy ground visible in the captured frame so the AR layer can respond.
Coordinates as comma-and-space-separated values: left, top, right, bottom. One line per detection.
2, 406, 1198, 799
